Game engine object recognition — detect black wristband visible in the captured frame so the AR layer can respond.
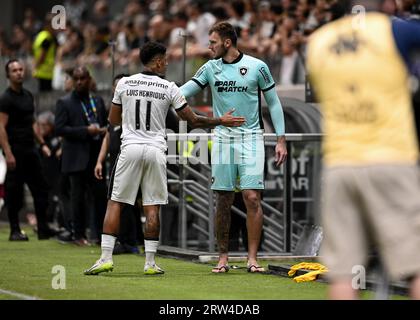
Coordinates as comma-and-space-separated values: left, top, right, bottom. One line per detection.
40, 142, 46, 148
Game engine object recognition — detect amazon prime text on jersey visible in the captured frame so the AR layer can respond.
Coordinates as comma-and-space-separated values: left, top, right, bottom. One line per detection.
124, 79, 168, 89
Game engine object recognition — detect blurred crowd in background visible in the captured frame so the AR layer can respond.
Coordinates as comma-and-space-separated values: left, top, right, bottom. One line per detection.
0, 0, 417, 92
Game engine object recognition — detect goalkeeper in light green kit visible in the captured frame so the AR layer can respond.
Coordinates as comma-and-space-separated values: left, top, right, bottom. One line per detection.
181, 22, 287, 273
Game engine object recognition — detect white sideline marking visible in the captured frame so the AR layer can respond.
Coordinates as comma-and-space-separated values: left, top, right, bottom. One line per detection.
0, 288, 42, 300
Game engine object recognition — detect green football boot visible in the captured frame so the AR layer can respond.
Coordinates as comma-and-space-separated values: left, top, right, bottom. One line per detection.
144, 264, 164, 275
84, 259, 114, 275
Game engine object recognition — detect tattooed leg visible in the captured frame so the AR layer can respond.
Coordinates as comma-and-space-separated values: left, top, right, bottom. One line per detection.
143, 205, 160, 239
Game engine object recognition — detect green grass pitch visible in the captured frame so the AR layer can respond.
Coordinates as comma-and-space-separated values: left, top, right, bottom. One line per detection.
0, 225, 406, 300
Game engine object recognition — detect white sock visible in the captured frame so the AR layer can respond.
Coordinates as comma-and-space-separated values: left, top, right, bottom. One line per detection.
100, 234, 116, 261
144, 240, 159, 266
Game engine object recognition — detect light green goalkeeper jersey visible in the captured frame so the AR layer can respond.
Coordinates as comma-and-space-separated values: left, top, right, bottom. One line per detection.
180, 52, 285, 137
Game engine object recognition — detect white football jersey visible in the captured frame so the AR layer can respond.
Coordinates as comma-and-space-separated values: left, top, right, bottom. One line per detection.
112, 72, 187, 151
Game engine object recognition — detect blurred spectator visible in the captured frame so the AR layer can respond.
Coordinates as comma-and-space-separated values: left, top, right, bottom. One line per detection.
257, 1, 276, 40
122, 0, 146, 20
22, 8, 42, 40
147, 14, 172, 44
0, 27, 11, 58
54, 29, 84, 90
186, 1, 216, 52
167, 12, 189, 61
211, 4, 230, 22
37, 111, 64, 227
64, 0, 88, 26
281, 0, 293, 12
228, 0, 251, 33
32, 13, 58, 92
9, 25, 32, 59
55, 66, 108, 245
77, 23, 110, 67
0, 0, 359, 89
149, 0, 170, 15
90, 0, 112, 30
0, 0, 377, 89
55, 69, 74, 242
381, 0, 398, 15
168, 12, 189, 47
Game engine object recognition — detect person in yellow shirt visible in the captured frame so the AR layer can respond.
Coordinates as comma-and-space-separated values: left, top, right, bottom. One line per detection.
307, 0, 420, 299
32, 13, 57, 92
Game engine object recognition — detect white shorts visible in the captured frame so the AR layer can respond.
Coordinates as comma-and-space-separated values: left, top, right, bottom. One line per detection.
109, 144, 168, 206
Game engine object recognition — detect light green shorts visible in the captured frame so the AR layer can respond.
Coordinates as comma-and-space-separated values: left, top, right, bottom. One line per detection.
211, 133, 265, 191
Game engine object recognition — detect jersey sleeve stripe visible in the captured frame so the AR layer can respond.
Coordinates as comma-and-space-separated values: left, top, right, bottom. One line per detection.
112, 101, 122, 106
192, 78, 208, 89
261, 83, 275, 92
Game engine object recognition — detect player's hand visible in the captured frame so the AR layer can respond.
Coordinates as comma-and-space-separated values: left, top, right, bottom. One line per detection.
94, 162, 103, 180
219, 109, 246, 127
275, 136, 287, 166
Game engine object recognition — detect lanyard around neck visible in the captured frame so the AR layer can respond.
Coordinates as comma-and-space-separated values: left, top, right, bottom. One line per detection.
80, 94, 97, 123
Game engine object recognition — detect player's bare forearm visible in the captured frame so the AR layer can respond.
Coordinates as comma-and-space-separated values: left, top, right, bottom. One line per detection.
108, 104, 122, 126
177, 106, 245, 128
97, 131, 110, 164
177, 106, 219, 128
215, 191, 235, 254
190, 114, 221, 128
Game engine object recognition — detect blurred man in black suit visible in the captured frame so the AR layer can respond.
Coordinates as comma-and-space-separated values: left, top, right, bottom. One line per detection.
55, 66, 108, 245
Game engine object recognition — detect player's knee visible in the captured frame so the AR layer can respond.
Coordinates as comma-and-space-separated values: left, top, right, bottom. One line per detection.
243, 193, 260, 210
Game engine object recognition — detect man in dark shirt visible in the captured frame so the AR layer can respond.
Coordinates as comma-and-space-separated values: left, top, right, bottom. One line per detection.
0, 59, 56, 240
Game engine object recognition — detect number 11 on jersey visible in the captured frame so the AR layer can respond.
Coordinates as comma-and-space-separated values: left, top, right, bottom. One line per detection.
135, 99, 152, 131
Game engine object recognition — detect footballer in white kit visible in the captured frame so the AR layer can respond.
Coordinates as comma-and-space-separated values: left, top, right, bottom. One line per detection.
110, 71, 187, 206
